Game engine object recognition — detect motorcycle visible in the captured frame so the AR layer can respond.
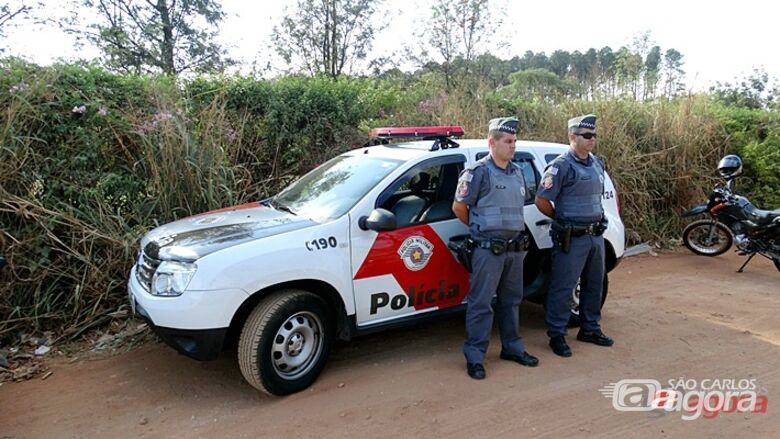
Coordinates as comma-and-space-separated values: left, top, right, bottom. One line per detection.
681, 155, 780, 273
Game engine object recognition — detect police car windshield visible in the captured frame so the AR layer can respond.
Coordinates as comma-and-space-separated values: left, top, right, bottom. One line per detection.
273, 155, 403, 221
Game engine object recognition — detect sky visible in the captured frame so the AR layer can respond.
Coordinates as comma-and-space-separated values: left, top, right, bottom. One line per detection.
2, 0, 778, 91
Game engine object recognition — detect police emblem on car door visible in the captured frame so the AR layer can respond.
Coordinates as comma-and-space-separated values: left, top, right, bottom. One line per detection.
351, 156, 471, 326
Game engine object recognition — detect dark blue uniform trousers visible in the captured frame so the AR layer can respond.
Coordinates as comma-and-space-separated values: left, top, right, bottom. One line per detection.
463, 248, 526, 364
545, 234, 605, 338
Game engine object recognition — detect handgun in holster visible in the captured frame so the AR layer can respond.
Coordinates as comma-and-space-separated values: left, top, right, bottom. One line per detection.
448, 235, 474, 273
594, 218, 608, 236
550, 221, 572, 254
534, 219, 571, 254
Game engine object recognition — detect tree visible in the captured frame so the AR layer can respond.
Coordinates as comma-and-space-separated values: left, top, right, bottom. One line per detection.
0, 2, 32, 47
549, 50, 570, 77
581, 48, 598, 99
643, 46, 662, 100
569, 50, 593, 99
79, 0, 230, 75
596, 46, 616, 97
471, 52, 514, 88
711, 69, 778, 109
414, 0, 493, 91
614, 46, 643, 99
522, 50, 551, 71
662, 48, 686, 98
1, 2, 28, 31
501, 68, 578, 103
273, 0, 382, 78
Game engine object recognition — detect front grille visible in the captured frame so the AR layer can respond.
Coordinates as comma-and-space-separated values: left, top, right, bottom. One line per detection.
135, 250, 161, 292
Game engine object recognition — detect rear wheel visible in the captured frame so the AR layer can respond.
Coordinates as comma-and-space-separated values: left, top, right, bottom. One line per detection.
567, 273, 609, 327
682, 220, 733, 256
238, 289, 332, 396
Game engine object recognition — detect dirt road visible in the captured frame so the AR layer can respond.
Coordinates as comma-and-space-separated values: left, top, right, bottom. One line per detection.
1, 250, 778, 438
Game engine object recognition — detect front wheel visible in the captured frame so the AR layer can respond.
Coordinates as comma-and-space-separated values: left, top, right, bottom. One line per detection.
238, 289, 333, 396
682, 220, 733, 256
567, 273, 609, 327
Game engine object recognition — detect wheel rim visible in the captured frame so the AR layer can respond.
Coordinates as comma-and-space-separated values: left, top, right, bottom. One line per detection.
571, 283, 581, 316
687, 223, 730, 254
271, 311, 323, 381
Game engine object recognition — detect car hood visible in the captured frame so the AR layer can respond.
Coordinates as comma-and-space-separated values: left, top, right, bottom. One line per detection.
141, 202, 316, 261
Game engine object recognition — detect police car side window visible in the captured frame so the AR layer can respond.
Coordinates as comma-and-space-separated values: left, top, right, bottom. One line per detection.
545, 154, 559, 164
378, 156, 465, 227
474, 152, 539, 204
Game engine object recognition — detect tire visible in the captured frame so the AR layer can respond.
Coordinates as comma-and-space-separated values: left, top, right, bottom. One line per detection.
774, 258, 780, 272
682, 220, 733, 256
238, 289, 332, 396
567, 273, 609, 328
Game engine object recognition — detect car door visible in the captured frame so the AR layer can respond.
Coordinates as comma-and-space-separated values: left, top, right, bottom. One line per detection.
351, 154, 470, 327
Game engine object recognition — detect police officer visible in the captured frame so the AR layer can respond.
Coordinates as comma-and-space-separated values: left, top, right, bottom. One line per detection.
535, 114, 614, 358
452, 117, 538, 380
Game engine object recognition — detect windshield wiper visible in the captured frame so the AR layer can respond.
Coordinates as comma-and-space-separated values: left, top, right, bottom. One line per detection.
270, 199, 297, 216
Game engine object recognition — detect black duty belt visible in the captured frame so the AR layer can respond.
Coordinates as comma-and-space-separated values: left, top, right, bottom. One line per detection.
567, 222, 605, 237
472, 234, 529, 255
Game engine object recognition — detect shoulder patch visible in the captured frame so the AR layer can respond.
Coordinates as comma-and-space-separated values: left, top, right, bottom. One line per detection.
459, 171, 473, 182
542, 174, 554, 189
457, 179, 469, 197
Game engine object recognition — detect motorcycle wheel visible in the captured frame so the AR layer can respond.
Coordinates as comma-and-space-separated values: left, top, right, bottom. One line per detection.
682, 220, 733, 256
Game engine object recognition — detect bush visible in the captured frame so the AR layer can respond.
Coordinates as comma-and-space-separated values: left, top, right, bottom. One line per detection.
0, 62, 402, 341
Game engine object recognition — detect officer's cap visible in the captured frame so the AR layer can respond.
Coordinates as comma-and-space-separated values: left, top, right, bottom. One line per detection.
488, 117, 520, 135
568, 114, 597, 130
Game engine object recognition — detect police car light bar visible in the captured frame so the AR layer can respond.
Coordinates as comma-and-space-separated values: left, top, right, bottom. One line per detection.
369, 126, 465, 139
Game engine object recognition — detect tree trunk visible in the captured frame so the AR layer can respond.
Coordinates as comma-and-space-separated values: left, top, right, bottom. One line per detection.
157, 0, 175, 75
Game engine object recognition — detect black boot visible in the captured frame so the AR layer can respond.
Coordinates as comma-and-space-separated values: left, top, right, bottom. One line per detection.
466, 362, 486, 380
576, 330, 614, 347
549, 335, 572, 357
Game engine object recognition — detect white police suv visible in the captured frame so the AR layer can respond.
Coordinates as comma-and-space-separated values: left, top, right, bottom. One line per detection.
128, 126, 625, 395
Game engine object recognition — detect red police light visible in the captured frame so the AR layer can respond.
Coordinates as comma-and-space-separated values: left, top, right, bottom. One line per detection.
369, 126, 465, 139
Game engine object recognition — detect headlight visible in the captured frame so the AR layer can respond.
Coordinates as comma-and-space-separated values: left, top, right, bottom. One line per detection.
151, 261, 197, 296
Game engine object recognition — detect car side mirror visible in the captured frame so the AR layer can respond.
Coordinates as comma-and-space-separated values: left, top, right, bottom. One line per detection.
358, 208, 397, 231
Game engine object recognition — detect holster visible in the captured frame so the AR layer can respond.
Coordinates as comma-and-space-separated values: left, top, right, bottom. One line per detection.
594, 218, 608, 236
551, 221, 572, 254
448, 236, 474, 273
